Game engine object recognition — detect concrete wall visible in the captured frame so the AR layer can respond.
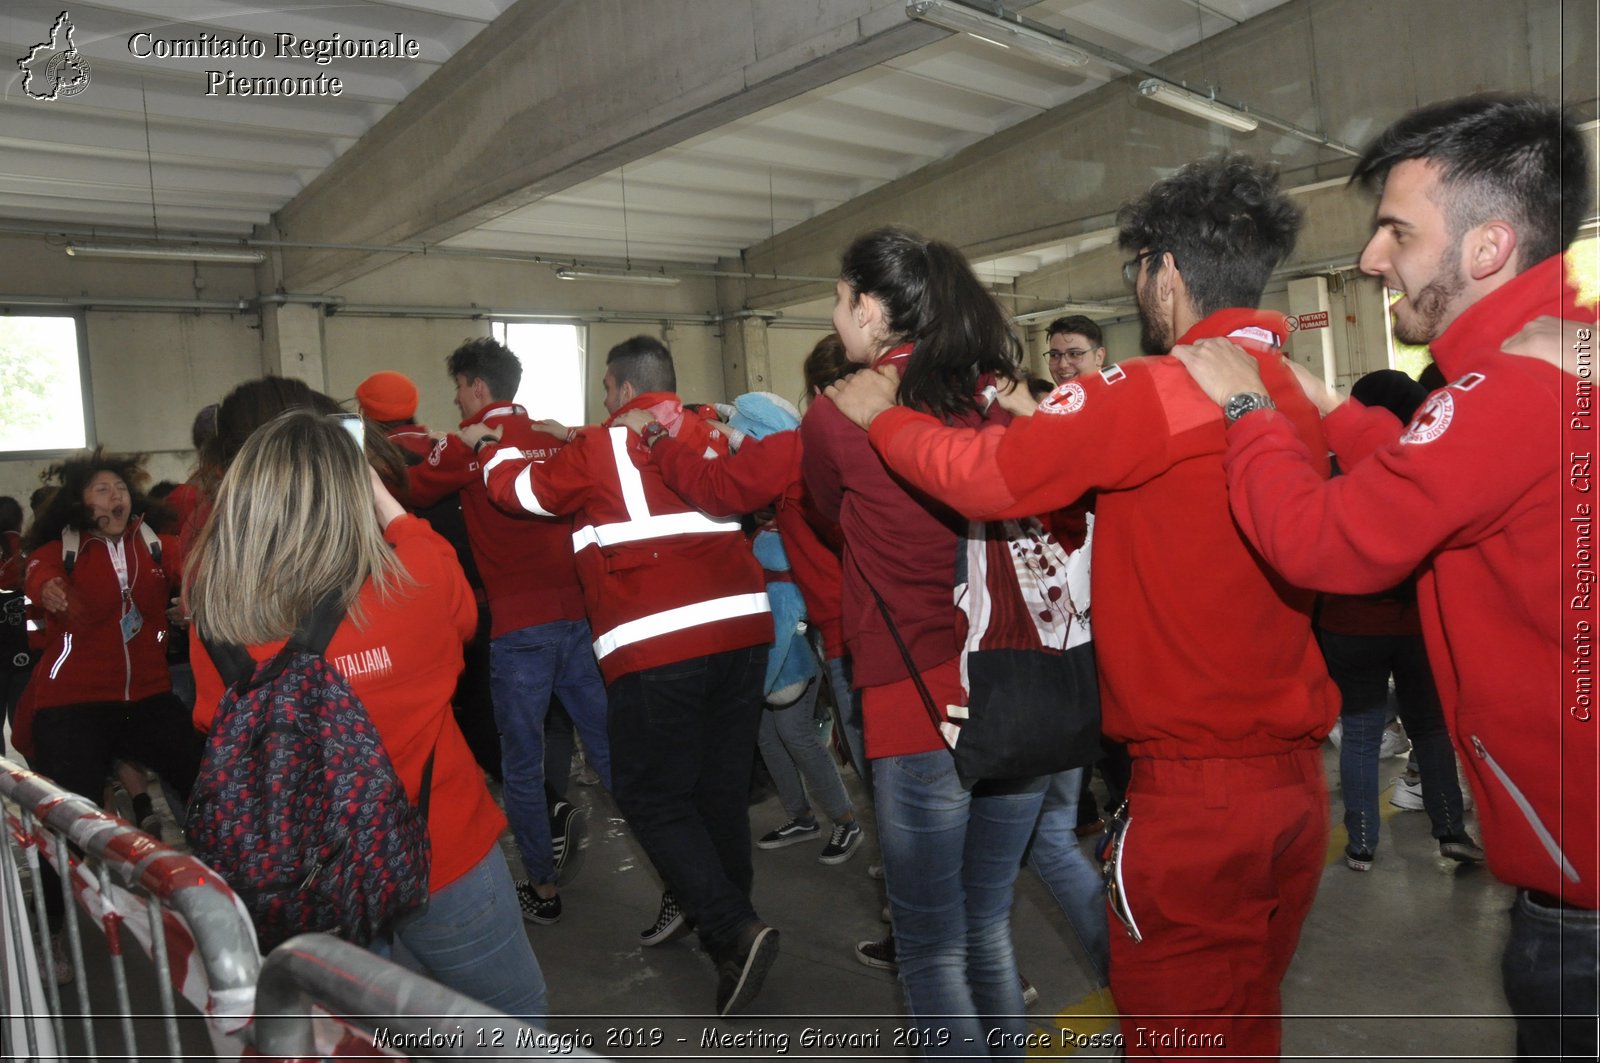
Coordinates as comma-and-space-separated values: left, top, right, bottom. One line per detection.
0, 233, 730, 504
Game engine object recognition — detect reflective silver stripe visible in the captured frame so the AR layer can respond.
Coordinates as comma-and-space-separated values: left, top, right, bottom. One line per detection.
47, 633, 72, 679
572, 511, 741, 552
610, 427, 650, 516
513, 466, 554, 517
592, 593, 770, 659
1470, 735, 1580, 883
480, 447, 558, 517
481, 446, 524, 476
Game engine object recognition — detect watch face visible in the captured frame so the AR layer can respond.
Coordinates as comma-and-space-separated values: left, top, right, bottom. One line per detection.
1225, 393, 1271, 422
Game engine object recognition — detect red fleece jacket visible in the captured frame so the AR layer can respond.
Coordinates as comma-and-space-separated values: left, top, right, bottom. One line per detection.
192, 515, 502, 892
1217, 256, 1598, 908
866, 311, 1339, 760
407, 403, 585, 637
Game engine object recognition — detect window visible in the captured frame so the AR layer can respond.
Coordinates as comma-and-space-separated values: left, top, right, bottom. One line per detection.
491, 322, 586, 426
0, 312, 91, 455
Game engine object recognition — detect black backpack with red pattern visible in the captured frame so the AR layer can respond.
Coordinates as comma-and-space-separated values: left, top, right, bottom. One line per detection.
189, 594, 433, 952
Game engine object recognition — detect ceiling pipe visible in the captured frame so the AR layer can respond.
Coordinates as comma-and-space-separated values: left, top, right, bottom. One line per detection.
902, 0, 1361, 158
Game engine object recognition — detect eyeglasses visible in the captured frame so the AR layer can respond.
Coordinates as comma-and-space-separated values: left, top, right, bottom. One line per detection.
1122, 249, 1162, 288
1047, 348, 1095, 362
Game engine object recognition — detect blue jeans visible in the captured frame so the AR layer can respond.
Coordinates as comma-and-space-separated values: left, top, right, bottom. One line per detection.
826, 656, 871, 787
1026, 768, 1109, 986
757, 674, 853, 823
490, 619, 613, 884
607, 645, 768, 956
874, 750, 1046, 1059
1320, 630, 1466, 854
384, 846, 548, 1024
1502, 890, 1599, 1060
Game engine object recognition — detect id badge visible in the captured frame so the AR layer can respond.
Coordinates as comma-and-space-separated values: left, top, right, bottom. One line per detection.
120, 602, 144, 643
1096, 801, 1143, 943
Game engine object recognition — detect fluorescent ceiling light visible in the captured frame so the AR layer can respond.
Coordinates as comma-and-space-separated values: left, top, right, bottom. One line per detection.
554, 267, 681, 287
1136, 79, 1259, 133
65, 242, 266, 264
907, 0, 1090, 69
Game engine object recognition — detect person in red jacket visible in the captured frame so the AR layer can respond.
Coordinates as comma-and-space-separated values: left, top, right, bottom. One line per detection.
828, 160, 1336, 1060
466, 335, 777, 1017
186, 409, 545, 1022
355, 368, 501, 785
1173, 95, 1597, 1060
802, 226, 1048, 1055
19, 450, 204, 950
408, 340, 613, 927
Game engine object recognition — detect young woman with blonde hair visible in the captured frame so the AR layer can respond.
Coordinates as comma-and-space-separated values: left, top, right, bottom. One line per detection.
186, 408, 546, 1021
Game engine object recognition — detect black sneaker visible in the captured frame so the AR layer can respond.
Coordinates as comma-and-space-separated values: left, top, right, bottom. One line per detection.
756, 817, 819, 849
818, 820, 863, 865
1439, 834, 1485, 862
1344, 846, 1375, 872
516, 880, 562, 924
715, 922, 779, 1017
640, 890, 690, 947
550, 800, 587, 885
854, 934, 896, 972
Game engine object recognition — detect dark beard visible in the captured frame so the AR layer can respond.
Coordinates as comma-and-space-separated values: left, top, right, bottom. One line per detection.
1392, 255, 1466, 345
1137, 277, 1170, 354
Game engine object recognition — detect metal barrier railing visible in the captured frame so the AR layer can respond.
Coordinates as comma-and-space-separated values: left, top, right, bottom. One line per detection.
1, 756, 261, 1061
2, 756, 605, 1063
254, 934, 600, 1060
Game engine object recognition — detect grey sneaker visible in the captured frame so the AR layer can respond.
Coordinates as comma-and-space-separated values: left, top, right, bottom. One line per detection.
818, 820, 862, 865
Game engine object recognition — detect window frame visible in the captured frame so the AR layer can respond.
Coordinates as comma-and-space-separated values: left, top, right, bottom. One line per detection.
0, 307, 95, 460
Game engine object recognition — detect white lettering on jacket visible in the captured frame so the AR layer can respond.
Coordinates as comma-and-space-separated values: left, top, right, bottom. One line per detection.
330, 645, 393, 681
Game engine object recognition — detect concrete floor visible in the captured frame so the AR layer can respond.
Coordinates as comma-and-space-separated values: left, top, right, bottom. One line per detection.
517, 741, 1516, 1061
10, 736, 1518, 1060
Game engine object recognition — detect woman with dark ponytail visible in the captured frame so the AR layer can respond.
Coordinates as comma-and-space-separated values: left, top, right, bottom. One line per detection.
802, 226, 1042, 1057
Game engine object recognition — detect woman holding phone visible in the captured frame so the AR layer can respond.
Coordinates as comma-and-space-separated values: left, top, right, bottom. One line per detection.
186, 409, 547, 1021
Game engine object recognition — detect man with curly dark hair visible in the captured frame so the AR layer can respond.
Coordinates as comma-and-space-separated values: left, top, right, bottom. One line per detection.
827, 152, 1337, 1057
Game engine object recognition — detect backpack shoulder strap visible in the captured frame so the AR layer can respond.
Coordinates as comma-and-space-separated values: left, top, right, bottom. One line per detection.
288, 591, 346, 657
137, 520, 161, 565
200, 632, 258, 690
61, 528, 80, 575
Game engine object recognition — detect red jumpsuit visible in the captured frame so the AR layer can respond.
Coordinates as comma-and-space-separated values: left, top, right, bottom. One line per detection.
867, 310, 1338, 1059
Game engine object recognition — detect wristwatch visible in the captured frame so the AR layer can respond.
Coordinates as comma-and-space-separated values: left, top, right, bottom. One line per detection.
473, 434, 499, 453
1222, 391, 1275, 425
640, 421, 668, 447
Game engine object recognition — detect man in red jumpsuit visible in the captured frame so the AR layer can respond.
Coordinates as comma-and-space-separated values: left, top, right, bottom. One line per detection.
1173, 94, 1597, 1061
828, 152, 1338, 1059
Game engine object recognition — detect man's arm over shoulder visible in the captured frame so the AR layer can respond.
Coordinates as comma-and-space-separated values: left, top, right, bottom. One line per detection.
1224, 369, 1549, 592
867, 360, 1204, 519
407, 434, 478, 508
654, 430, 794, 517
479, 430, 594, 519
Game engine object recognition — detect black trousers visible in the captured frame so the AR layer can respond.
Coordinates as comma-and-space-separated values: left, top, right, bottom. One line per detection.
607, 644, 767, 958
29, 692, 204, 928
